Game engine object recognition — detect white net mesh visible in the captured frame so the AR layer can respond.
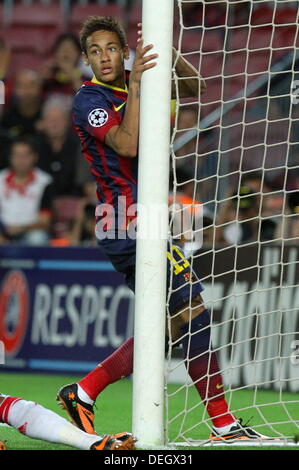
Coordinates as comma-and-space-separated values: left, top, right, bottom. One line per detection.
166, 0, 299, 446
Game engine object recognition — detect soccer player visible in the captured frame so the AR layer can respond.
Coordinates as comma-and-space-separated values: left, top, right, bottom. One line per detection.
57, 16, 273, 442
0, 393, 135, 450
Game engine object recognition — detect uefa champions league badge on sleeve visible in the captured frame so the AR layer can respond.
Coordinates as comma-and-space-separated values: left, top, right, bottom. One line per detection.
88, 108, 109, 127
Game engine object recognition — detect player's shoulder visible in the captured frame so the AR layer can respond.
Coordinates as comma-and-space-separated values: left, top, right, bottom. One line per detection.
74, 82, 110, 109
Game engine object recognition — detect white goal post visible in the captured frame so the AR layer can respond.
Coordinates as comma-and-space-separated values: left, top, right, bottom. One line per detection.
133, 0, 299, 448
132, 0, 174, 448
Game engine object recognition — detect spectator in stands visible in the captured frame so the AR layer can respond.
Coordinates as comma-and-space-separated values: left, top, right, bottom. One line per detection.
215, 185, 260, 245
174, 106, 199, 183
169, 168, 215, 255
68, 182, 97, 246
0, 38, 10, 83
273, 190, 299, 242
36, 96, 81, 196
0, 138, 54, 245
287, 191, 299, 241
0, 69, 43, 169
0, 37, 12, 118
175, 105, 199, 157
181, 1, 226, 28
0, 37, 12, 114
41, 33, 91, 98
215, 172, 281, 245
174, 105, 217, 202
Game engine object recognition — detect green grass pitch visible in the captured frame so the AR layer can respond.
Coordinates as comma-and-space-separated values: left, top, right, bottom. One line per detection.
0, 372, 298, 450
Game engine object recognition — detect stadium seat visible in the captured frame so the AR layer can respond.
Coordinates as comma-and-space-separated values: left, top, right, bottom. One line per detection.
52, 196, 83, 239
273, 25, 298, 48
127, 2, 142, 27
225, 49, 275, 77
0, 4, 3, 27
126, 28, 139, 49
70, 4, 125, 31
223, 78, 247, 101
201, 78, 222, 105
10, 50, 43, 74
180, 30, 224, 54
229, 29, 250, 52
248, 28, 273, 51
5, 27, 57, 54
251, 6, 298, 27
200, 53, 224, 78
9, 3, 64, 28
201, 31, 224, 53
251, 6, 274, 26
274, 7, 298, 25
248, 50, 273, 75
180, 30, 202, 53
225, 51, 247, 76
230, 26, 295, 62
229, 27, 288, 53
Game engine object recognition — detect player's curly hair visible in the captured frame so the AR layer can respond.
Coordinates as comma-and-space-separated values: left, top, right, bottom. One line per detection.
80, 16, 127, 54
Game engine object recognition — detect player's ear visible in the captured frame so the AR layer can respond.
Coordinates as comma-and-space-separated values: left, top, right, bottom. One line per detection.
82, 51, 90, 66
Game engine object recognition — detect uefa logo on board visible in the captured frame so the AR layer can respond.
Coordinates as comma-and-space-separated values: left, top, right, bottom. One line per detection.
0, 271, 29, 359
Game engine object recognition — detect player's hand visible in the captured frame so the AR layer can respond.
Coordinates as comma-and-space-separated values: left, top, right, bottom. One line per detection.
129, 29, 158, 86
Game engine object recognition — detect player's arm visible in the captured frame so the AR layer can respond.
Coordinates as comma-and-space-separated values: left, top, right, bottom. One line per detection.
171, 47, 206, 99
105, 40, 158, 158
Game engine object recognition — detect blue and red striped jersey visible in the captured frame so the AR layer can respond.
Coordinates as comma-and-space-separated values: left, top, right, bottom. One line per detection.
73, 73, 138, 232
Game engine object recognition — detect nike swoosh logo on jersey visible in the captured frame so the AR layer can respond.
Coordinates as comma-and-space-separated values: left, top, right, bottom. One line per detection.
113, 101, 126, 112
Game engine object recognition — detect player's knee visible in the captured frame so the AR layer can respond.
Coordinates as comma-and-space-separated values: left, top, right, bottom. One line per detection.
12, 400, 37, 422
191, 296, 206, 317
175, 295, 206, 323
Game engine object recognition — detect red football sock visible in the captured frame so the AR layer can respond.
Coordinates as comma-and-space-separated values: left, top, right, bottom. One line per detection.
78, 337, 134, 401
180, 312, 235, 429
0, 397, 21, 424
187, 351, 235, 428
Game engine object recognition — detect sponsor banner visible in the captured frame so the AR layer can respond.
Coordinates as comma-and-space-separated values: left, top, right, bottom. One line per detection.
193, 243, 299, 392
0, 246, 134, 374
0, 244, 298, 391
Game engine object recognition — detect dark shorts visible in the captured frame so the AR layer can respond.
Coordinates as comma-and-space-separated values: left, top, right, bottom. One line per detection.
98, 236, 204, 314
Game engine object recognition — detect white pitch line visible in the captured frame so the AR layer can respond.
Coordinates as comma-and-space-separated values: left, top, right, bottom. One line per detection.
171, 439, 299, 447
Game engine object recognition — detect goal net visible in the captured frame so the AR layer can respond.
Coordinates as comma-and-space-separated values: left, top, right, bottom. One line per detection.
166, 0, 299, 446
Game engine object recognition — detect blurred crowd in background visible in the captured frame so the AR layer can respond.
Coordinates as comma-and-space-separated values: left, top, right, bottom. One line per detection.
0, 0, 298, 250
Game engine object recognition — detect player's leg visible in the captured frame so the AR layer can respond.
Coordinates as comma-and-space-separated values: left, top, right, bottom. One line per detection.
57, 337, 134, 435
57, 254, 136, 435
0, 394, 135, 449
168, 247, 277, 440
170, 294, 237, 433
0, 397, 7, 450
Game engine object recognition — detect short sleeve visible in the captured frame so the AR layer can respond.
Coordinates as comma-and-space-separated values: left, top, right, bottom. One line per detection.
74, 92, 119, 143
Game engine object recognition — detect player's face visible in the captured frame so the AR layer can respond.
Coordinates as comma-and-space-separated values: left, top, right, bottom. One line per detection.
84, 30, 129, 88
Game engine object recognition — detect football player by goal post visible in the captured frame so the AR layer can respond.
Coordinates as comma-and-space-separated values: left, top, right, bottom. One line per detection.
133, 0, 299, 448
